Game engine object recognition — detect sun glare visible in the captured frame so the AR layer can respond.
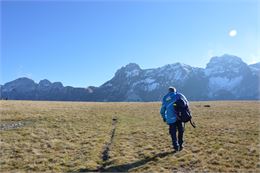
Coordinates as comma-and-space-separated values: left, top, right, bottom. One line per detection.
229, 29, 237, 37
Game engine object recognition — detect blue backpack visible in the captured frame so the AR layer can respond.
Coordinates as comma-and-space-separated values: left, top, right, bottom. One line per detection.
174, 93, 196, 128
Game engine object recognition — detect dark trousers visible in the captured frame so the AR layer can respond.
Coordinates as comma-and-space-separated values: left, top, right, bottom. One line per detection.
169, 120, 184, 149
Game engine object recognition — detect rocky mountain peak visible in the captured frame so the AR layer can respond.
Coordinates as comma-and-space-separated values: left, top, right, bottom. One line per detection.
205, 54, 248, 77
1, 54, 259, 101
39, 79, 52, 87
161, 63, 192, 71
249, 62, 260, 69
3, 77, 36, 92
124, 63, 141, 70
52, 82, 63, 89
11, 77, 34, 83
115, 63, 142, 78
249, 62, 260, 70
4, 77, 35, 87
158, 63, 193, 81
207, 54, 245, 68
249, 62, 260, 76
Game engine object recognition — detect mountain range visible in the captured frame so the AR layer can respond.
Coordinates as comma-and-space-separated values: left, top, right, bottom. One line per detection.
1, 54, 259, 101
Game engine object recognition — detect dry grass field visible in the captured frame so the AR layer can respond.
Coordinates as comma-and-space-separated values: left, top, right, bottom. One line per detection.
0, 100, 259, 172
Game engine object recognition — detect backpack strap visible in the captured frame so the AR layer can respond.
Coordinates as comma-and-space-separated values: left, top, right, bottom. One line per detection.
190, 120, 196, 128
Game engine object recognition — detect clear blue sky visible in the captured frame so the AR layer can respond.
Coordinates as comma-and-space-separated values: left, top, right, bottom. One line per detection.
1, 0, 259, 87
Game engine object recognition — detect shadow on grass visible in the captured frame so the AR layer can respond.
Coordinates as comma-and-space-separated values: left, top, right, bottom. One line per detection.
76, 150, 176, 172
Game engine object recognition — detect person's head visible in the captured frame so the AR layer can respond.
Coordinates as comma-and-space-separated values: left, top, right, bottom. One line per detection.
168, 86, 176, 93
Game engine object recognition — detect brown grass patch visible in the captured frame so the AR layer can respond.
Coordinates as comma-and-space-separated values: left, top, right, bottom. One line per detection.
0, 100, 259, 172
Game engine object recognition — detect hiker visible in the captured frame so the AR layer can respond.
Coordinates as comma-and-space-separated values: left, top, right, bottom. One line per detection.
160, 87, 188, 151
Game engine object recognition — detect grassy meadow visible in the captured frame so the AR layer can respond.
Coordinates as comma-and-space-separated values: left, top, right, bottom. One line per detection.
0, 100, 259, 172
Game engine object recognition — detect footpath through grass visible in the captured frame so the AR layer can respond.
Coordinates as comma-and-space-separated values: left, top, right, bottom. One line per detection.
0, 100, 259, 172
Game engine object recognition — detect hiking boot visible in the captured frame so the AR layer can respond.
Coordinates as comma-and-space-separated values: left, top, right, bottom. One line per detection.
179, 145, 183, 151
173, 146, 179, 152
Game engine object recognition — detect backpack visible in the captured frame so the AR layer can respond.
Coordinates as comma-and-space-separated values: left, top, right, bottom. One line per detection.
173, 93, 196, 128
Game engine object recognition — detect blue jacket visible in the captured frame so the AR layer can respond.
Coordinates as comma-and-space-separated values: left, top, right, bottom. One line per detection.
160, 92, 188, 124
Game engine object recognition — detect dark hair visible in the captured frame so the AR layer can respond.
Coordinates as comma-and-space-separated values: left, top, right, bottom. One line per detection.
168, 86, 176, 92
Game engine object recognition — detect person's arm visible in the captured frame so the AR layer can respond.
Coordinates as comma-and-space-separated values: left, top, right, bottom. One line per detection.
160, 99, 166, 122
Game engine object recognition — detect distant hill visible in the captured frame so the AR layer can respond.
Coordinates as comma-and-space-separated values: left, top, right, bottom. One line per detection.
1, 54, 259, 101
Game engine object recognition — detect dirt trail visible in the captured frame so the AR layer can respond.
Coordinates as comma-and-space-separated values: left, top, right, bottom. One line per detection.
99, 117, 118, 171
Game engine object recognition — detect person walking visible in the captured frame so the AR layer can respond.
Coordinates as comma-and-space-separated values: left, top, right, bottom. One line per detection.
160, 86, 188, 151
